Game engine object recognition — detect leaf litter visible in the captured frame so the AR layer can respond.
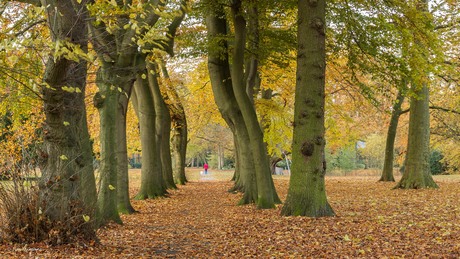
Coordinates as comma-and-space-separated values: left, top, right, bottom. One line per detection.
0, 174, 459, 258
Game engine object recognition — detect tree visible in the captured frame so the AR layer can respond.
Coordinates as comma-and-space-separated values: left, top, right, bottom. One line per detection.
394, 0, 438, 189
281, 0, 334, 217
88, 0, 187, 223
380, 90, 405, 181
158, 60, 188, 184
132, 67, 167, 199
4, 0, 98, 241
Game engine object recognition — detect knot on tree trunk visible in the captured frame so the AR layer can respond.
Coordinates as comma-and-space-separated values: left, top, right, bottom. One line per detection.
300, 141, 314, 157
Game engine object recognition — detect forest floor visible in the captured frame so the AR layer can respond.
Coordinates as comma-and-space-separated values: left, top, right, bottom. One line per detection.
1, 169, 459, 258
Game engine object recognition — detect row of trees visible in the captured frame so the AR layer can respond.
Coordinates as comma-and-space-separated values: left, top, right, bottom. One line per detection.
0, 0, 458, 243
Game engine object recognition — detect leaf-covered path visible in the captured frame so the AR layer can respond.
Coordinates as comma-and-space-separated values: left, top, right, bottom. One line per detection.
1, 172, 460, 257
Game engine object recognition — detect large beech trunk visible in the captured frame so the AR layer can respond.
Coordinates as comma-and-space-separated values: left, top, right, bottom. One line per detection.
38, 0, 97, 230
394, 0, 438, 190
205, 4, 259, 205
159, 62, 188, 185
148, 62, 176, 189
133, 71, 167, 199
394, 84, 438, 189
94, 66, 122, 225
281, 0, 335, 217
230, 0, 279, 208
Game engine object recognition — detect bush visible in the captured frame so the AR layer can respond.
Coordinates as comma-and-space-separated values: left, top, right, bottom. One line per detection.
430, 150, 447, 175
0, 154, 96, 245
0, 176, 96, 245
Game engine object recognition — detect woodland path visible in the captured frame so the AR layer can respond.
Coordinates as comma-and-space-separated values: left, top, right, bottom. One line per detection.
1, 173, 460, 257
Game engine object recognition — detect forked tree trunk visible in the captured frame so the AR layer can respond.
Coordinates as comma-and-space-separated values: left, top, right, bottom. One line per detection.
281, 0, 334, 217
159, 62, 188, 185
133, 71, 167, 199
231, 0, 279, 208
380, 91, 405, 182
148, 62, 176, 189
205, 8, 258, 205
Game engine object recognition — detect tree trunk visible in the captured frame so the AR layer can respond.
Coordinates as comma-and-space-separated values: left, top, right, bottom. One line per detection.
394, 0, 438, 189
38, 0, 97, 236
281, 0, 335, 217
149, 62, 176, 189
133, 71, 167, 199
94, 66, 122, 225
159, 63, 188, 185
231, 0, 279, 208
394, 84, 438, 189
380, 90, 405, 182
205, 7, 258, 205
245, 1, 260, 104
116, 94, 136, 213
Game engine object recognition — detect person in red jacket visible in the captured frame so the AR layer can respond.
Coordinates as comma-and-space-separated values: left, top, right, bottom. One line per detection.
203, 162, 209, 175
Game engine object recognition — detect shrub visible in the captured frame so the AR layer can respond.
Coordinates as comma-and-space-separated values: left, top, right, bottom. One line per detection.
430, 150, 447, 175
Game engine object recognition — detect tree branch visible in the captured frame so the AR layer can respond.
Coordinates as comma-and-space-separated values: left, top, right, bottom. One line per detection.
400, 106, 460, 116
15, 19, 46, 37
6, 0, 41, 6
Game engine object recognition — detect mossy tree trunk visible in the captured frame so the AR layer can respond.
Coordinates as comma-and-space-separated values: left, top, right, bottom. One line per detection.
394, 84, 438, 189
394, 0, 438, 190
38, 0, 97, 230
94, 66, 122, 225
159, 61, 188, 185
230, 0, 279, 208
133, 69, 167, 199
380, 90, 405, 182
205, 7, 258, 205
148, 62, 176, 190
116, 93, 136, 214
281, 0, 335, 217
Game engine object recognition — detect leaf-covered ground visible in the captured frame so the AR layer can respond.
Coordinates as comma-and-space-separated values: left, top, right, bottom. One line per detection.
1, 170, 459, 258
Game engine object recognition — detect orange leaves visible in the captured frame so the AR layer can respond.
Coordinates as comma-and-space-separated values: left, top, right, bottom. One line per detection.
1, 172, 460, 257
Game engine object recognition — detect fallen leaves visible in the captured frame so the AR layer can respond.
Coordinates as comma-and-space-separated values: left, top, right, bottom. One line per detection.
0, 172, 459, 257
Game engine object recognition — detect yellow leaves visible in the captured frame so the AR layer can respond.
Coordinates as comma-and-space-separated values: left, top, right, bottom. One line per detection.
59, 155, 68, 160
109, 0, 117, 7
61, 86, 81, 93
82, 215, 90, 222
7, 55, 19, 65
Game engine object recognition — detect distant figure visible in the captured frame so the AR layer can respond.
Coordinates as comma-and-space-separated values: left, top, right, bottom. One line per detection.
204, 162, 209, 175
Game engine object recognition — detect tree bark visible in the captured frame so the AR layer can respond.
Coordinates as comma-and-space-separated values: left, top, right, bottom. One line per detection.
158, 61, 188, 185
148, 62, 176, 189
94, 66, 122, 225
133, 70, 167, 199
231, 0, 279, 208
205, 6, 258, 205
380, 90, 405, 182
394, 84, 438, 189
116, 92, 136, 214
394, 0, 438, 189
281, 0, 334, 217
38, 0, 97, 233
